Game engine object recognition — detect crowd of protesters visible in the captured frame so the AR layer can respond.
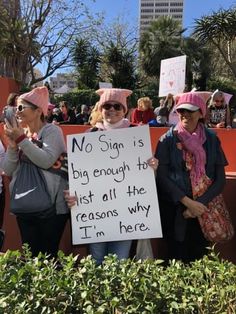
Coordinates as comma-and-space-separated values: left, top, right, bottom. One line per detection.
0, 84, 234, 264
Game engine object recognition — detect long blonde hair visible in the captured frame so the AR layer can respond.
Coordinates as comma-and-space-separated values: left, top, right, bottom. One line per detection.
137, 97, 153, 110
209, 90, 226, 108
89, 102, 103, 127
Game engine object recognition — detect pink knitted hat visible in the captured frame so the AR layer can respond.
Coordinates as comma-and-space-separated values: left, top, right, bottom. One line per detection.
96, 88, 132, 113
18, 86, 49, 116
176, 92, 207, 117
48, 103, 55, 110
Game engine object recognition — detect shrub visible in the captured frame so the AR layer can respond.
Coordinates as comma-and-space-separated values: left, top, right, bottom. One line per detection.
50, 89, 161, 109
51, 90, 100, 108
0, 247, 235, 313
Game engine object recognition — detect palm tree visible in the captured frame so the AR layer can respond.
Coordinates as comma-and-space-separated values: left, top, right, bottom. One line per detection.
100, 42, 137, 89
139, 16, 185, 78
193, 7, 236, 78
181, 37, 212, 91
72, 38, 101, 89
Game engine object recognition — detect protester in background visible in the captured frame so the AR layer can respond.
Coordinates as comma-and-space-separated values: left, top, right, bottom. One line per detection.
54, 101, 77, 124
64, 88, 158, 265
52, 107, 61, 121
6, 92, 19, 107
164, 93, 175, 114
206, 90, 231, 128
155, 92, 228, 263
164, 94, 178, 126
88, 102, 103, 127
131, 97, 156, 124
154, 98, 164, 115
149, 98, 169, 127
76, 104, 90, 125
47, 103, 55, 123
3, 86, 69, 257
0, 93, 19, 123
44, 81, 53, 99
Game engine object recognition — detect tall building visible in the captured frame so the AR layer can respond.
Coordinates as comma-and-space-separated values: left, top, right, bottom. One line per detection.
139, 0, 184, 34
49, 73, 77, 90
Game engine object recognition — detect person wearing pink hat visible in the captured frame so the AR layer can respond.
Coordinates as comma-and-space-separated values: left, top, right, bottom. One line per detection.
154, 92, 228, 263
64, 88, 158, 264
47, 103, 56, 123
206, 90, 231, 128
3, 86, 69, 257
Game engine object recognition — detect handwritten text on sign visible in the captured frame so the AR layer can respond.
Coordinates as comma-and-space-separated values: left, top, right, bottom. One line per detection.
159, 55, 186, 97
67, 125, 162, 245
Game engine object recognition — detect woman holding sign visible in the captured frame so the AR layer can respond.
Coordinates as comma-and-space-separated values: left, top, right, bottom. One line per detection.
155, 92, 228, 263
65, 88, 158, 265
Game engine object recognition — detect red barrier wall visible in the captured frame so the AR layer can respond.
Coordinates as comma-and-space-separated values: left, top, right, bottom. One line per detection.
0, 77, 20, 111
61, 125, 236, 172
1, 125, 236, 262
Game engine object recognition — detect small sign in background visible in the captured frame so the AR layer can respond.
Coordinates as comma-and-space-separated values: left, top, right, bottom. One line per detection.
159, 55, 186, 97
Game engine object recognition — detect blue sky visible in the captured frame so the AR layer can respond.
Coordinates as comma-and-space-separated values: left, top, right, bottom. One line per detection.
88, 0, 236, 34
41, 0, 236, 77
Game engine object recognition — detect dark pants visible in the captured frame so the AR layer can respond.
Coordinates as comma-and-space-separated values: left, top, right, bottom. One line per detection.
16, 213, 69, 257
167, 218, 208, 263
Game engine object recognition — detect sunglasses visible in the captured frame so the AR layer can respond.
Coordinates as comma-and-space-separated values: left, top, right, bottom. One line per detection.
102, 103, 123, 111
16, 104, 35, 112
215, 100, 224, 103
176, 108, 198, 114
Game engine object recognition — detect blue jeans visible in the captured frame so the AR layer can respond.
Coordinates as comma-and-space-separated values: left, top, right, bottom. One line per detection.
89, 240, 132, 265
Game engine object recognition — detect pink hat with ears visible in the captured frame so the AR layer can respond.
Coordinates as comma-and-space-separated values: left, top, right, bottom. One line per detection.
18, 86, 49, 116
176, 92, 207, 117
48, 103, 55, 110
96, 88, 132, 113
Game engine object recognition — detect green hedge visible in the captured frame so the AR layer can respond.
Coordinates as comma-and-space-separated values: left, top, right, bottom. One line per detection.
51, 89, 100, 108
0, 247, 235, 313
51, 89, 161, 109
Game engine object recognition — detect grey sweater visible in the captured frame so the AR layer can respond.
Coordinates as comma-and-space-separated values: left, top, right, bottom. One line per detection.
3, 123, 69, 215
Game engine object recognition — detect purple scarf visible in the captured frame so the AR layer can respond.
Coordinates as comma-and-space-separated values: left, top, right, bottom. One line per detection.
176, 122, 206, 186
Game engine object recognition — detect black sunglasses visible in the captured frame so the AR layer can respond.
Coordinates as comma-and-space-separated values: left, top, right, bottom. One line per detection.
16, 104, 36, 112
102, 103, 123, 111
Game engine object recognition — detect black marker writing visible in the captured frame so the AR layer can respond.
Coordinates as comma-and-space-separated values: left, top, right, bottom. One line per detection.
126, 185, 147, 197
93, 161, 130, 183
99, 134, 124, 159
133, 136, 144, 148
71, 163, 89, 185
75, 190, 94, 205
127, 201, 150, 218
119, 221, 150, 234
72, 136, 92, 153
76, 209, 118, 223
136, 157, 148, 170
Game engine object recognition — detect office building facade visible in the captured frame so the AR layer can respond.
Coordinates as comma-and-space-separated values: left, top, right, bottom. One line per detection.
139, 0, 184, 34
49, 73, 77, 90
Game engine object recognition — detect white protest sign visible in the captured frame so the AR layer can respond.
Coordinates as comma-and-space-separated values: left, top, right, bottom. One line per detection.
159, 55, 186, 97
99, 82, 112, 89
67, 125, 162, 245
